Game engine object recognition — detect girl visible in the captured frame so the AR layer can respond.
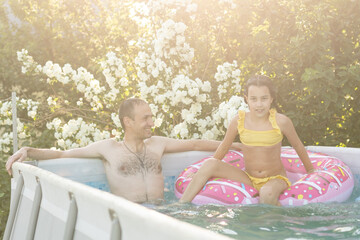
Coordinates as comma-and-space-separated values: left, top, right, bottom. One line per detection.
179, 75, 315, 206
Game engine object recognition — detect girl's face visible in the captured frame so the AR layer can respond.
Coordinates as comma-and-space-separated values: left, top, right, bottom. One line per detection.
245, 85, 273, 117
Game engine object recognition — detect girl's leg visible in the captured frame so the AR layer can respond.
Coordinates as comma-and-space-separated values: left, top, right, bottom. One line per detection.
179, 158, 252, 203
259, 178, 288, 206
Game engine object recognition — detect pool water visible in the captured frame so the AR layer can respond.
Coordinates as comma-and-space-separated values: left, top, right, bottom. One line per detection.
84, 174, 360, 239
156, 201, 360, 240
38, 155, 360, 239
153, 176, 360, 240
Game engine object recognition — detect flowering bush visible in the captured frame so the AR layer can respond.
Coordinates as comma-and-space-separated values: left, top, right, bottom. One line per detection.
46, 118, 111, 149
0, 1, 249, 154
5, 0, 359, 156
0, 98, 39, 153
12, 42, 246, 149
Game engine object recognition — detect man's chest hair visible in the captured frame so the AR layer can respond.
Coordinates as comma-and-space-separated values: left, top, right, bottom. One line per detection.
116, 155, 162, 176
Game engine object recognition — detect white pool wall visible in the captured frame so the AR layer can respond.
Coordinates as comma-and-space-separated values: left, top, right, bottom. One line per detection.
5, 146, 360, 240
6, 159, 233, 240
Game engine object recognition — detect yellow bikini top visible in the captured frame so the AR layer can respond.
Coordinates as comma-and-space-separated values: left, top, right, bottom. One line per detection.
237, 108, 283, 146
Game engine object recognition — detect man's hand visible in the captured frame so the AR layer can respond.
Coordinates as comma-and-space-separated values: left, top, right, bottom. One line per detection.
6, 147, 29, 176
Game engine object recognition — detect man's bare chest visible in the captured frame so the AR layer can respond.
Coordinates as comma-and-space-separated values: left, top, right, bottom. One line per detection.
104, 150, 162, 176
119, 156, 162, 176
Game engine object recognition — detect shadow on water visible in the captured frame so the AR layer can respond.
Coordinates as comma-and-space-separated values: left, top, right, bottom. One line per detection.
154, 188, 360, 240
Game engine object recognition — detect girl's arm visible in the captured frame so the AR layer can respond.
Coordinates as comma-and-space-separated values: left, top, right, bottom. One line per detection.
213, 115, 240, 160
278, 114, 315, 173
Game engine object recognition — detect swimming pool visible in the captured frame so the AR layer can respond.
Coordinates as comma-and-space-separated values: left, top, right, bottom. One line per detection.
156, 179, 360, 239
5, 146, 360, 240
157, 146, 360, 239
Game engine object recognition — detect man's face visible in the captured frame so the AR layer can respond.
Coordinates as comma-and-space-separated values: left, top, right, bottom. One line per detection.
128, 103, 154, 139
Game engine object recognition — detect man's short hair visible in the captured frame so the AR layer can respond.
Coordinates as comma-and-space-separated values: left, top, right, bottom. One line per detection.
118, 98, 147, 129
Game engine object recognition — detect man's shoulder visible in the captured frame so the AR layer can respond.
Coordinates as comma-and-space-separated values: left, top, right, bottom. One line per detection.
146, 136, 177, 148
146, 136, 176, 156
89, 138, 122, 159
91, 138, 119, 147
147, 136, 169, 144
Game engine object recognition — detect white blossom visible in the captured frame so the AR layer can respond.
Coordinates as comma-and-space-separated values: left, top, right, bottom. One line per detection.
7, 3, 251, 150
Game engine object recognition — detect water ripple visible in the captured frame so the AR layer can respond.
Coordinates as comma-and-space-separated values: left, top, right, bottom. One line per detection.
155, 201, 360, 240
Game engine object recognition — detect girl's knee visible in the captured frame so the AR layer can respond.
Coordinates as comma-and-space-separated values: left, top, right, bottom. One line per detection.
259, 186, 280, 205
259, 185, 276, 200
199, 158, 219, 174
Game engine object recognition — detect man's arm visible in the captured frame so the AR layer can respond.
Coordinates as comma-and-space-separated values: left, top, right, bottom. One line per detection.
162, 138, 222, 153
5, 140, 107, 175
157, 134, 242, 154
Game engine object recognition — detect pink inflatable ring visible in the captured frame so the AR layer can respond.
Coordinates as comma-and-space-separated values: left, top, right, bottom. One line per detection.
175, 148, 354, 206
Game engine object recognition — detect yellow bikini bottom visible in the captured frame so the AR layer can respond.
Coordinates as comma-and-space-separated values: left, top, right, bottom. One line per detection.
244, 172, 291, 191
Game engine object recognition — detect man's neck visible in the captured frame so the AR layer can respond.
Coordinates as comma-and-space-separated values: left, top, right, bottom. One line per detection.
123, 135, 145, 153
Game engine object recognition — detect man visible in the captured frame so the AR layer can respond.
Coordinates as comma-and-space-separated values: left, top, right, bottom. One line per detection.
6, 98, 242, 204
